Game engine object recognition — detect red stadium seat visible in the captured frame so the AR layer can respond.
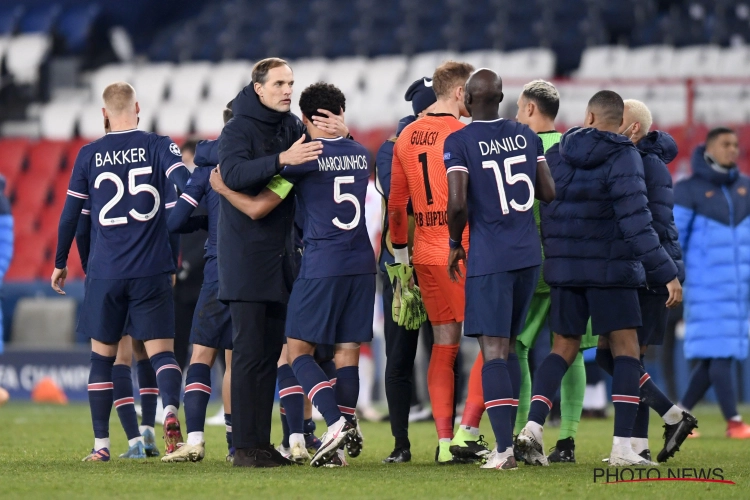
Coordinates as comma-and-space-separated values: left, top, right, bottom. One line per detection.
64, 138, 88, 170
12, 209, 38, 236
5, 232, 49, 281
27, 140, 66, 179
66, 242, 85, 280
13, 173, 52, 214
0, 138, 30, 189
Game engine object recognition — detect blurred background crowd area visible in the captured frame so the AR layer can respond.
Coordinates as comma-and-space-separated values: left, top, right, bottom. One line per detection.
1, 0, 750, 408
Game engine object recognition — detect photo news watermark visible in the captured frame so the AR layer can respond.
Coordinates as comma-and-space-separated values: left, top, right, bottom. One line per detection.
593, 467, 735, 485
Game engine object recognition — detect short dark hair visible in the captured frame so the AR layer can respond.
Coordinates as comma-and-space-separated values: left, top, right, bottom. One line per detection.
181, 138, 199, 156
252, 57, 290, 85
706, 126, 736, 145
587, 90, 624, 126
223, 99, 234, 124
299, 82, 346, 122
522, 80, 559, 120
432, 61, 474, 99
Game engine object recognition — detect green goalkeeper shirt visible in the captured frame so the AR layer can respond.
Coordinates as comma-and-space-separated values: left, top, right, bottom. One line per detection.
533, 131, 562, 294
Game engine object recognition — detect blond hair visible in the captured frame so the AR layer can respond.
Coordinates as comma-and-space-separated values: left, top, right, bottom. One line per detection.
623, 99, 653, 135
432, 61, 474, 99
102, 82, 136, 115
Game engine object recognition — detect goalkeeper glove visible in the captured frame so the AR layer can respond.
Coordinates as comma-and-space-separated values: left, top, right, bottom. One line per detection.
386, 263, 427, 330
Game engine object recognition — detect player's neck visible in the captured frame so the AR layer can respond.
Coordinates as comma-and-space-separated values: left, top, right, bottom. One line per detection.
431, 99, 459, 119
108, 119, 138, 133
307, 126, 338, 141
471, 109, 499, 122
529, 118, 556, 134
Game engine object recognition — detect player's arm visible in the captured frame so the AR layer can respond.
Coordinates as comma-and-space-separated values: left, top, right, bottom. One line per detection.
387, 142, 410, 264
74, 203, 91, 275
167, 170, 210, 234
158, 137, 190, 192
210, 167, 292, 220
445, 145, 469, 282
534, 137, 555, 203
53, 155, 88, 294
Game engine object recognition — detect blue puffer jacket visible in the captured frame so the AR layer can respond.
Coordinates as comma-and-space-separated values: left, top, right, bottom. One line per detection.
0, 176, 13, 354
673, 145, 750, 360
636, 131, 685, 288
541, 127, 677, 288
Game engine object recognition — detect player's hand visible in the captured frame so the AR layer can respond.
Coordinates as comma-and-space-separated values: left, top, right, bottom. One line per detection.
278, 135, 323, 166
665, 277, 682, 308
312, 108, 349, 138
210, 166, 229, 195
51, 267, 68, 295
447, 246, 466, 283
171, 274, 176, 287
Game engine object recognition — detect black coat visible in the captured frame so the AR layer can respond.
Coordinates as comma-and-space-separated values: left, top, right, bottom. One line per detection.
217, 86, 306, 302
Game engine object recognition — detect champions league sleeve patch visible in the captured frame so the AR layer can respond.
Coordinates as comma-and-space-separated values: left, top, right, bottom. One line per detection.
169, 143, 181, 156
443, 152, 451, 160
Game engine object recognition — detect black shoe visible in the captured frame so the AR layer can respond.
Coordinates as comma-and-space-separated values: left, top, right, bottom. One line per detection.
263, 444, 295, 466
435, 445, 472, 465
232, 448, 281, 468
657, 411, 698, 463
449, 435, 491, 461
346, 417, 364, 458
547, 437, 576, 463
639, 449, 652, 462
382, 447, 411, 463
513, 441, 529, 465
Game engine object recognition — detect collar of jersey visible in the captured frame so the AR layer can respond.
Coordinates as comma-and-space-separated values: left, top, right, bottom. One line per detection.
107, 128, 139, 135
427, 112, 457, 119
317, 136, 344, 141
472, 118, 504, 123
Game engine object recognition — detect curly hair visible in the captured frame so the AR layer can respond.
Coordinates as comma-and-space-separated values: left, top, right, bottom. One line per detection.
299, 82, 346, 122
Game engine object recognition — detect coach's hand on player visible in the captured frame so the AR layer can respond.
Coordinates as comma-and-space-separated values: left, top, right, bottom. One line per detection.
279, 135, 323, 166
312, 108, 349, 138
665, 277, 683, 308
447, 246, 466, 283
210, 166, 230, 195
51, 267, 68, 295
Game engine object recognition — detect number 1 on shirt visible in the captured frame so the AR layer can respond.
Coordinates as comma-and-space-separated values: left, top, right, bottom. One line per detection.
418, 152, 433, 205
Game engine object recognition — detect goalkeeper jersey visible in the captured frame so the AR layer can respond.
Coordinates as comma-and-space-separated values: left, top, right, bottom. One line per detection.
533, 130, 561, 294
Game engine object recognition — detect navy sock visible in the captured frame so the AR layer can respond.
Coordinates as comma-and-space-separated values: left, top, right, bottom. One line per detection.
136, 359, 158, 427
319, 359, 337, 384
708, 358, 739, 420
335, 366, 359, 424
112, 364, 140, 440
278, 364, 305, 435
88, 353, 115, 440
638, 358, 673, 417
483, 358, 514, 450
149, 351, 182, 410
292, 354, 341, 427
528, 353, 569, 426
612, 356, 641, 438
507, 352, 521, 430
225, 413, 233, 451
595, 348, 614, 376
304, 418, 316, 435
632, 356, 650, 439
681, 359, 711, 411
184, 363, 211, 433
279, 404, 290, 447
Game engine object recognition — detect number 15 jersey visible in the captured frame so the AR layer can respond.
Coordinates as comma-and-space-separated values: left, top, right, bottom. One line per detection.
63, 129, 188, 279
443, 118, 545, 277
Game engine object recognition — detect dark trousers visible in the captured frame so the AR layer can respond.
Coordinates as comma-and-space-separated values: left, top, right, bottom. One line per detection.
382, 273, 420, 440
230, 301, 286, 449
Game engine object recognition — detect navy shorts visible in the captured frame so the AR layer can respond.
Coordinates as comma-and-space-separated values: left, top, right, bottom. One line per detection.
637, 290, 668, 346
464, 266, 539, 338
78, 273, 175, 343
550, 286, 642, 337
191, 281, 233, 350
285, 274, 375, 346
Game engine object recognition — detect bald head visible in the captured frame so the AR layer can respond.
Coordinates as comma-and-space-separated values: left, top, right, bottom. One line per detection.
464, 69, 504, 118
585, 90, 624, 131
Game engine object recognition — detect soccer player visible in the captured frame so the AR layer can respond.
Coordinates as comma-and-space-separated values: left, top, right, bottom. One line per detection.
516, 90, 682, 467
389, 61, 489, 464
513, 80, 598, 463
594, 99, 698, 462
161, 106, 237, 464
51, 82, 190, 461
445, 69, 555, 470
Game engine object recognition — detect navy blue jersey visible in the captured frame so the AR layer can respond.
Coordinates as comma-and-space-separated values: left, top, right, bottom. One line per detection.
167, 166, 219, 283
56, 129, 190, 279
280, 137, 376, 279
444, 119, 544, 277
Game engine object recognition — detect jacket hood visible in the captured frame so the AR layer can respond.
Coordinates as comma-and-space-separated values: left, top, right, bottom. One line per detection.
559, 126, 635, 169
232, 84, 288, 125
396, 115, 416, 136
637, 131, 677, 164
194, 139, 219, 167
691, 145, 739, 186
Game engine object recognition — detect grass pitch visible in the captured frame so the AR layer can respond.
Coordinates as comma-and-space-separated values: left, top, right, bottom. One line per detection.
0, 402, 748, 499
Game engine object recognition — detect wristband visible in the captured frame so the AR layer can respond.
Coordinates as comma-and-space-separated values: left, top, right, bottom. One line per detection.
449, 238, 461, 250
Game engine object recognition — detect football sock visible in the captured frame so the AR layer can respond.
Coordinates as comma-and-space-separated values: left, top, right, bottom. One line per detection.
507, 352, 521, 430
292, 354, 341, 427
428, 343, 459, 440
559, 351, 585, 440
225, 413, 233, 450
319, 359, 337, 385
279, 405, 290, 447
528, 353, 569, 426
708, 358, 739, 421
304, 418, 316, 434
184, 363, 212, 436
680, 359, 711, 411
460, 352, 485, 429
612, 356, 641, 438
136, 359, 158, 427
335, 366, 359, 425
482, 358, 515, 450
595, 348, 615, 375
277, 364, 305, 435
88, 352, 115, 444
112, 364, 141, 441
150, 351, 182, 411
515, 343, 531, 435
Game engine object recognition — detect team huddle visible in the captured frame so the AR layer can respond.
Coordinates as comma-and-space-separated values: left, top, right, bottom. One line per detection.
51, 56, 698, 470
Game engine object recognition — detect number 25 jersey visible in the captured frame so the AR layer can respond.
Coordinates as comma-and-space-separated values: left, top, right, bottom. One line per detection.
443, 118, 545, 277
65, 129, 187, 279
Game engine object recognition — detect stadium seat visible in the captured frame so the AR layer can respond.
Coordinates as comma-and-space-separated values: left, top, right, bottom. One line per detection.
5, 232, 48, 281
77, 104, 108, 140
574, 45, 629, 79
131, 63, 174, 105
168, 62, 213, 104
27, 140, 67, 179
194, 101, 227, 138
623, 45, 676, 79
404, 51, 456, 85
155, 103, 194, 138
55, 4, 101, 54
5, 33, 51, 85
39, 101, 83, 140
673, 45, 721, 79
13, 173, 52, 214
0, 5, 23, 35
88, 63, 134, 101
0, 138, 30, 188
323, 56, 367, 97
505, 48, 556, 79
18, 4, 60, 33
206, 61, 252, 104
12, 209, 37, 236
717, 46, 750, 77
64, 138, 88, 170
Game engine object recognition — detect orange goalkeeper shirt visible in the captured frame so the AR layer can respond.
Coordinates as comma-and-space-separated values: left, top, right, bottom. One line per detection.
390, 113, 469, 266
